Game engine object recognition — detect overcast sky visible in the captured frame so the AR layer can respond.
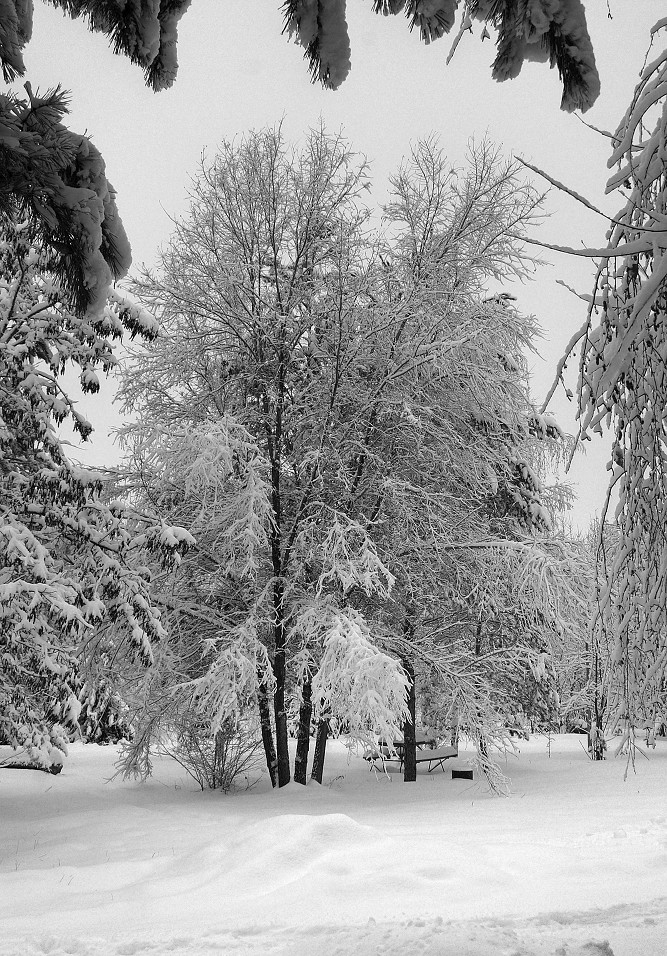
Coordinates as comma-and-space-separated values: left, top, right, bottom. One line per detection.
16, 0, 665, 532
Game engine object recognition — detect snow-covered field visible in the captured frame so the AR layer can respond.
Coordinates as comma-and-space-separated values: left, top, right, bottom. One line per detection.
1, 734, 666, 956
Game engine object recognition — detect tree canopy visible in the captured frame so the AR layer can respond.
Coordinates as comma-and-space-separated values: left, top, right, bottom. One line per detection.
111, 126, 580, 790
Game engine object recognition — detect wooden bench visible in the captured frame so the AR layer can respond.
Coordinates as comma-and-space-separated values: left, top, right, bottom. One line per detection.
412, 745, 458, 772
365, 742, 458, 773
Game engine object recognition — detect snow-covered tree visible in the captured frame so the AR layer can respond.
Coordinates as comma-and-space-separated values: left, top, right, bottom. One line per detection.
1, 1, 599, 109
366, 145, 584, 786
115, 125, 408, 787
0, 85, 131, 315
537, 18, 667, 751
0, 214, 191, 770
115, 125, 572, 790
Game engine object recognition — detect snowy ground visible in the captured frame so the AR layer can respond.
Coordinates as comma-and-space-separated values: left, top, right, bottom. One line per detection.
1, 734, 666, 956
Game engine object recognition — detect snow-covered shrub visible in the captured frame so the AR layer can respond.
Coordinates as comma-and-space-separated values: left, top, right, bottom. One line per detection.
77, 679, 132, 745
119, 672, 266, 792
116, 615, 273, 790
167, 716, 265, 792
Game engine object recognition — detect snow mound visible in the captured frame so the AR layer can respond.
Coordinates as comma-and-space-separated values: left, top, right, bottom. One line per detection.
211, 811, 380, 896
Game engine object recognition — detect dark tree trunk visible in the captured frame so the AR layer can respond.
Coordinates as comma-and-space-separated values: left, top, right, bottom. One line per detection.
272, 579, 291, 787
402, 656, 416, 782
213, 728, 225, 790
588, 643, 606, 760
588, 720, 606, 761
294, 676, 313, 785
258, 674, 278, 787
266, 357, 290, 788
450, 706, 460, 748
310, 717, 329, 784
2, 761, 62, 774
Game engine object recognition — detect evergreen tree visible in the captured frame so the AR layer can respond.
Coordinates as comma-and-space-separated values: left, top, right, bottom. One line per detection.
0, 1, 599, 109
0, 213, 191, 770
0, 85, 131, 315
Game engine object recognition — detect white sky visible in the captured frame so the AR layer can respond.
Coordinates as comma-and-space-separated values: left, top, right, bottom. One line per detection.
16, 0, 665, 532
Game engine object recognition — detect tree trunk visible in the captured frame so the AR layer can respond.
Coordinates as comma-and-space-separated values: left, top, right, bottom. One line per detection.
479, 733, 489, 765
450, 706, 460, 748
272, 579, 291, 787
475, 620, 482, 656
402, 656, 417, 782
310, 717, 329, 783
588, 720, 606, 761
588, 660, 606, 760
213, 728, 226, 790
294, 676, 313, 785
258, 674, 278, 787
268, 361, 290, 788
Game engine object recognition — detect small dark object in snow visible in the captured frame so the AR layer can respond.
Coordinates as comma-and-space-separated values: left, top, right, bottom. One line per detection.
2, 761, 62, 774
452, 769, 473, 780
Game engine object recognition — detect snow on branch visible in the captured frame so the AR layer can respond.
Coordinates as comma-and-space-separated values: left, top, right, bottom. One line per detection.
0, 86, 131, 316
283, 0, 352, 89
540, 19, 667, 737
43, 0, 192, 91
469, 0, 599, 112
316, 513, 395, 596
0, 0, 598, 110
189, 622, 275, 734
311, 609, 409, 744
121, 417, 272, 580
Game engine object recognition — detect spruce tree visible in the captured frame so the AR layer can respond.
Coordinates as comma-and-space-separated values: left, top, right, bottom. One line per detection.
0, 213, 191, 769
